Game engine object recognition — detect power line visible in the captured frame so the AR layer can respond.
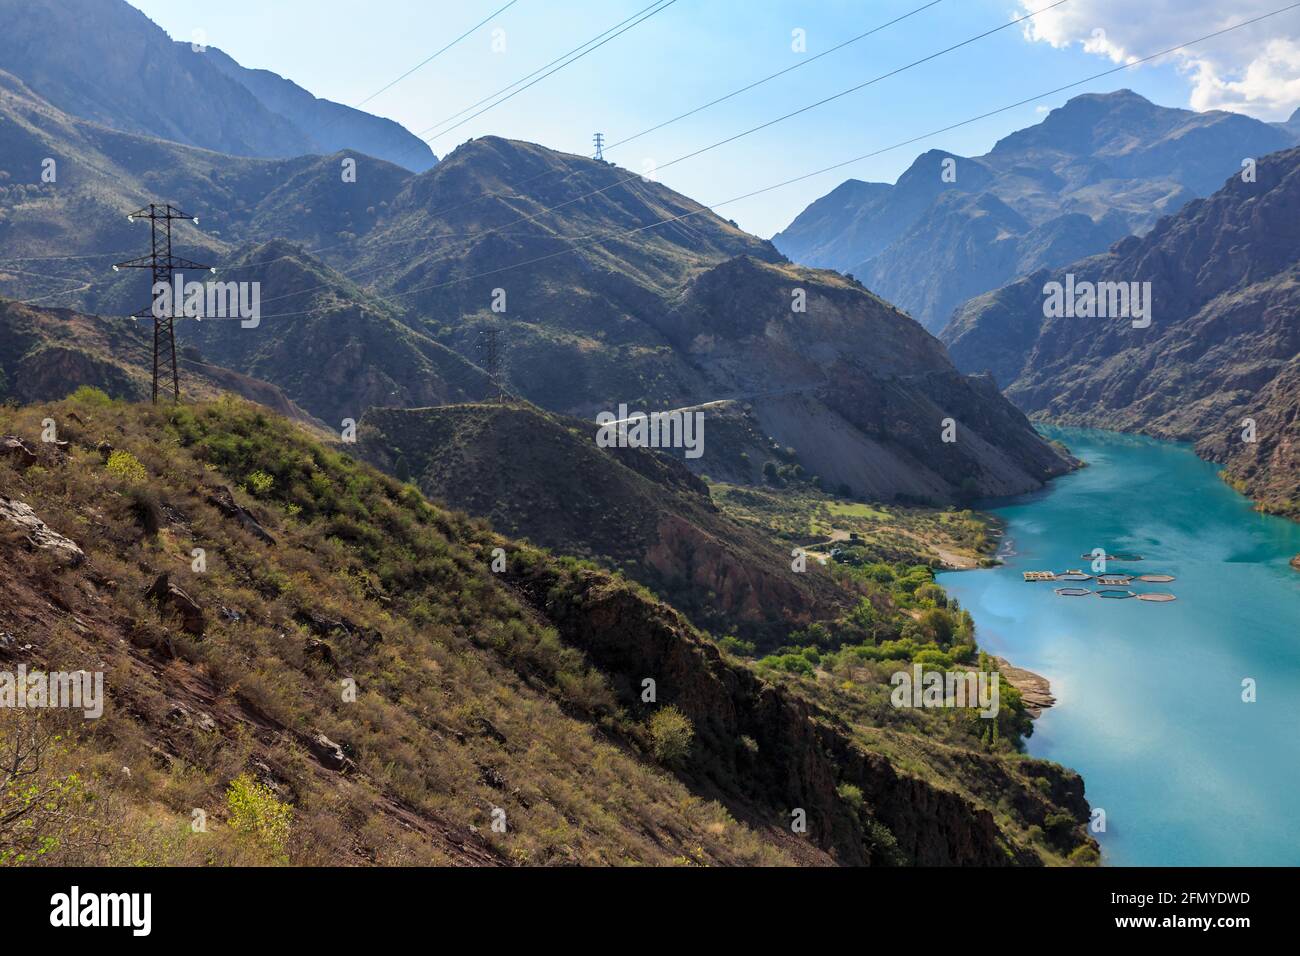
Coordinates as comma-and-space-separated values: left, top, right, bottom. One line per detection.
416, 0, 669, 140
265, 1, 1298, 311
254, 0, 1070, 303
114, 204, 212, 404
423, 0, 681, 143
453, 0, 1072, 239
236, 0, 942, 285
354, 0, 523, 109
605, 0, 947, 152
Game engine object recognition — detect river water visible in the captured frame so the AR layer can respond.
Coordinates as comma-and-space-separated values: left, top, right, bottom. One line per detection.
937, 427, 1300, 866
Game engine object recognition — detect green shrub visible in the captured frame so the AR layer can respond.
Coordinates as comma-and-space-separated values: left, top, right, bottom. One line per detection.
226, 774, 292, 858
68, 385, 113, 405
245, 469, 274, 496
105, 449, 146, 483
836, 782, 864, 811
1069, 843, 1101, 865
647, 706, 694, 766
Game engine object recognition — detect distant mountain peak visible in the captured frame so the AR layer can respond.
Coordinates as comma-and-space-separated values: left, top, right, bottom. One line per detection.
0, 0, 436, 170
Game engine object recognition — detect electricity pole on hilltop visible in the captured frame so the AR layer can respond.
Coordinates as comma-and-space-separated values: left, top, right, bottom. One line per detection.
592, 132, 605, 161
114, 203, 212, 404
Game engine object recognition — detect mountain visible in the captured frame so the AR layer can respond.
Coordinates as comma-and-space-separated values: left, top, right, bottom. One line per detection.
1275, 107, 1300, 141
0, 65, 1072, 506
0, 295, 319, 426
941, 145, 1300, 519
0, 66, 413, 284
764, 178, 892, 269
0, 392, 1097, 865
357, 402, 851, 645
773, 91, 1298, 330
202, 46, 437, 172
0, 0, 435, 170
327, 137, 1075, 503
172, 241, 492, 426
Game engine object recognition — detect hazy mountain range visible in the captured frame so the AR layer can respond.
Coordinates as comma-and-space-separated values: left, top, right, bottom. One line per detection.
942, 145, 1300, 520
0, 0, 436, 170
773, 90, 1298, 331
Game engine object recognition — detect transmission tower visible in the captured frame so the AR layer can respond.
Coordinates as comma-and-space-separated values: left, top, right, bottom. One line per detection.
592, 132, 605, 161
477, 326, 504, 403
114, 204, 211, 404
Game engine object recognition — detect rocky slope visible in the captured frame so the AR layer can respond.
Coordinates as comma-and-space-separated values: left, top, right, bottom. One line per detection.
773, 91, 1297, 330
0, 0, 435, 169
357, 402, 851, 645
330, 139, 1075, 503
172, 241, 492, 427
942, 146, 1300, 519
0, 296, 318, 426
0, 393, 1096, 865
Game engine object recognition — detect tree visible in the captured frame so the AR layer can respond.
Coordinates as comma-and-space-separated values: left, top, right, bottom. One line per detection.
647, 707, 694, 766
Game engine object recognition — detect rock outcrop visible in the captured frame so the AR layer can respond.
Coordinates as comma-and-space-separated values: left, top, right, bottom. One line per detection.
0, 496, 85, 566
143, 573, 205, 637
506, 561, 1095, 865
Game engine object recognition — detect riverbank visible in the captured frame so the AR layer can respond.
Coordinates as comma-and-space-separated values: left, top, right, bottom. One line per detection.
940, 427, 1300, 865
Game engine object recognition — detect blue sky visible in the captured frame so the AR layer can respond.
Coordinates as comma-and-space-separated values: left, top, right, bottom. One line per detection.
127, 0, 1297, 237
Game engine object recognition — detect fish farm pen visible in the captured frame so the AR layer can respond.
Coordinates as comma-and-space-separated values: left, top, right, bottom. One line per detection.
1028, 560, 1178, 603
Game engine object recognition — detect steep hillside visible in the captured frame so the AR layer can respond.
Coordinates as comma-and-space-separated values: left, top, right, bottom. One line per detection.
942, 146, 1300, 519
172, 241, 491, 425
646, 256, 1075, 502
773, 91, 1297, 330
0, 0, 435, 169
0, 296, 318, 426
357, 402, 851, 645
0, 393, 1096, 866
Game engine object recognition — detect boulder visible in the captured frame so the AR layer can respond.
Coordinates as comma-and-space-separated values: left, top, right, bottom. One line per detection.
0, 497, 85, 566
306, 732, 356, 773
0, 436, 38, 470
142, 573, 206, 637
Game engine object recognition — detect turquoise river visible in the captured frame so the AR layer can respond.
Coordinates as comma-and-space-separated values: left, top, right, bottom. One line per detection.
937, 427, 1300, 866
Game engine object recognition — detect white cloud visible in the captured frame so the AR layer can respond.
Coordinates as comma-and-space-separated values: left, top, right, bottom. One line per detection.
1018, 0, 1300, 119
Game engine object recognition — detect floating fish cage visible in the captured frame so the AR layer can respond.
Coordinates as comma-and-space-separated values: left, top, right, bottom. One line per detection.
1096, 589, 1136, 599
1054, 586, 1092, 597
1137, 574, 1176, 583
1056, 570, 1093, 581
1110, 553, 1144, 561
1136, 592, 1177, 602
1022, 571, 1056, 581
1096, 574, 1134, 585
